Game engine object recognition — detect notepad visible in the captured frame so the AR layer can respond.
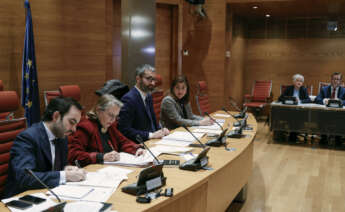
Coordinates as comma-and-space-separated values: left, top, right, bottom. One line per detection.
162, 131, 205, 142
50, 185, 94, 199
104, 151, 156, 167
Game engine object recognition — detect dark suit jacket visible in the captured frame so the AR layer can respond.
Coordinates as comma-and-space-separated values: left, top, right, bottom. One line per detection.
315, 85, 345, 105
118, 87, 159, 142
3, 122, 68, 198
278, 85, 312, 103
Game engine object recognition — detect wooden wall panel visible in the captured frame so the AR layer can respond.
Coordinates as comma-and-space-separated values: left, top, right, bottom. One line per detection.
112, 0, 122, 80
182, 1, 227, 113
0, 0, 109, 114
156, 4, 175, 92
244, 39, 345, 100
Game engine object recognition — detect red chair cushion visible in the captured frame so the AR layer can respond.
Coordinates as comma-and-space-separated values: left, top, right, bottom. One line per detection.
0, 91, 19, 113
155, 74, 162, 88
0, 80, 3, 91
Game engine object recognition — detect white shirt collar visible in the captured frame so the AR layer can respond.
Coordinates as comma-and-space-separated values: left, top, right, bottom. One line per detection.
43, 122, 57, 142
135, 85, 147, 102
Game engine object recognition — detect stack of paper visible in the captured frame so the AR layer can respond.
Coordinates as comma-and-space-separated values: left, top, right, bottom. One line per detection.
104, 151, 156, 167
155, 131, 205, 147
150, 145, 192, 154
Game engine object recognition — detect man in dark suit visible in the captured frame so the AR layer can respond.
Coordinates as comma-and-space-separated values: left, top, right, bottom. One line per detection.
3, 97, 86, 198
315, 72, 345, 145
278, 74, 312, 104
118, 64, 169, 142
315, 72, 345, 105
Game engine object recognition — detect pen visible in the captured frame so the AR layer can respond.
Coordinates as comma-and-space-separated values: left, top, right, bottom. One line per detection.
75, 160, 81, 168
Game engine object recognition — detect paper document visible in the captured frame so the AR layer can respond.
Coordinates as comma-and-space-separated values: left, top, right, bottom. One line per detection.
50, 185, 94, 199
155, 139, 192, 147
104, 151, 156, 167
162, 131, 205, 142
64, 202, 104, 212
67, 166, 132, 187
192, 123, 223, 130
192, 128, 222, 135
213, 113, 230, 118
150, 145, 192, 154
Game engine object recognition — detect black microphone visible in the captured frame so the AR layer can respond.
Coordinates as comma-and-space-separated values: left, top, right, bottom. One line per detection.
136, 135, 161, 165
182, 126, 206, 149
204, 112, 223, 130
25, 168, 62, 202
221, 107, 241, 127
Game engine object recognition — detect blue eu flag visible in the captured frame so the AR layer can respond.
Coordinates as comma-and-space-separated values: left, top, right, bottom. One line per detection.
22, 0, 40, 126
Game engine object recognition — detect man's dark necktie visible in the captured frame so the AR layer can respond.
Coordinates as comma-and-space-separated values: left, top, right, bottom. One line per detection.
145, 97, 156, 132
331, 87, 336, 99
52, 139, 62, 171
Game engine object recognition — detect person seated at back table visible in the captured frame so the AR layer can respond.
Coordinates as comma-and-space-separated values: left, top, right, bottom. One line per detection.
68, 94, 145, 166
278, 74, 311, 104
118, 64, 169, 142
3, 97, 86, 198
278, 74, 311, 142
160, 75, 213, 130
315, 72, 345, 145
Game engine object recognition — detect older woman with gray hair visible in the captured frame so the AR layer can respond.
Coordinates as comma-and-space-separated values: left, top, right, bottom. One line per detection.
278, 74, 311, 104
68, 94, 144, 167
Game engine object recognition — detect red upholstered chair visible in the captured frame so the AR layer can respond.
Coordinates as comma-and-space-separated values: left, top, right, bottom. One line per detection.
152, 74, 164, 125
195, 81, 211, 115
59, 85, 81, 101
43, 90, 60, 107
244, 80, 272, 117
0, 80, 3, 91
0, 91, 26, 196
0, 81, 10, 120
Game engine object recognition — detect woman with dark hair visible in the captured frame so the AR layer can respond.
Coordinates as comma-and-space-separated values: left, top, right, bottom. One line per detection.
68, 94, 144, 167
160, 76, 213, 130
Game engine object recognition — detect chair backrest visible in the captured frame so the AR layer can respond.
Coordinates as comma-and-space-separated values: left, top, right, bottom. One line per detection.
0, 82, 9, 120
0, 80, 3, 91
0, 91, 26, 195
152, 74, 163, 125
43, 90, 60, 107
195, 81, 211, 115
251, 80, 272, 102
318, 82, 330, 93
0, 91, 20, 121
280, 84, 313, 96
59, 85, 81, 101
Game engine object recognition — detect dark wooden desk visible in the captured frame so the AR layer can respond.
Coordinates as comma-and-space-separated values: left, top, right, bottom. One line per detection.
270, 102, 345, 136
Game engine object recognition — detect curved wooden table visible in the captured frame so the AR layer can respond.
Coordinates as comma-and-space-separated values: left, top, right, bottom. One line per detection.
1, 111, 257, 212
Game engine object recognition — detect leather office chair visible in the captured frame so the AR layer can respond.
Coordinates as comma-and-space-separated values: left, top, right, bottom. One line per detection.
0, 80, 10, 120
59, 85, 81, 101
43, 90, 60, 107
195, 81, 211, 115
152, 74, 164, 125
0, 91, 26, 196
244, 80, 272, 118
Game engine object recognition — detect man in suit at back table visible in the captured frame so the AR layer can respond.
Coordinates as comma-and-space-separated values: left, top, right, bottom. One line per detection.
315, 72, 345, 105
315, 72, 345, 145
3, 97, 86, 198
118, 64, 169, 142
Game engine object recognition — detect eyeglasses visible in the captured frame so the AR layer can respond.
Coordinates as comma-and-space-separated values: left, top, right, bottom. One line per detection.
142, 76, 156, 83
106, 112, 118, 121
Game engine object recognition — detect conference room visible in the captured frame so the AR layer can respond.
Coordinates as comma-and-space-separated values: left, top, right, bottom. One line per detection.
1, 0, 345, 211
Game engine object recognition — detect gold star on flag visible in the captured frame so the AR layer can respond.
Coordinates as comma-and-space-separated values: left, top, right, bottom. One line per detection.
24, 73, 29, 80
26, 101, 32, 108
26, 88, 29, 94
27, 59, 32, 68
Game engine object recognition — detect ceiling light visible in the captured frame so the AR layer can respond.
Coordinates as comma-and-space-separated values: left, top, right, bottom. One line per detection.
265, 14, 270, 18
252, 6, 258, 9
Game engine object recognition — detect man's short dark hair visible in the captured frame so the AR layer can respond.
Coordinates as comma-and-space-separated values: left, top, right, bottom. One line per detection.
331, 72, 342, 79
42, 97, 82, 121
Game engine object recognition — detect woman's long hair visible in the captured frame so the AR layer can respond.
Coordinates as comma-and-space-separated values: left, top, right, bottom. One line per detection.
170, 75, 190, 104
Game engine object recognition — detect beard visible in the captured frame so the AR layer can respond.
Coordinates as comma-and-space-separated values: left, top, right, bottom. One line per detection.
51, 119, 66, 139
139, 80, 154, 93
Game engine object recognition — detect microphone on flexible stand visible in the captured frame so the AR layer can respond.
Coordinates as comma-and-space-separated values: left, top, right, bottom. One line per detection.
203, 112, 228, 147
204, 112, 223, 130
25, 168, 62, 203
221, 107, 241, 127
182, 126, 206, 149
136, 135, 161, 165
